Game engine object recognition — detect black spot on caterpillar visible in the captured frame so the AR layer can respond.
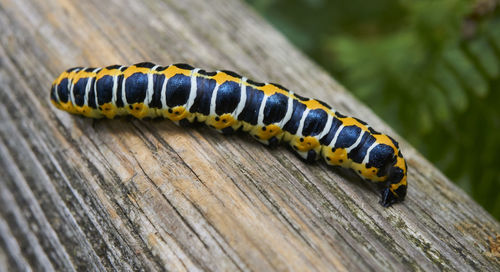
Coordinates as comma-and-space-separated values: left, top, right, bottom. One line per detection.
50, 62, 407, 207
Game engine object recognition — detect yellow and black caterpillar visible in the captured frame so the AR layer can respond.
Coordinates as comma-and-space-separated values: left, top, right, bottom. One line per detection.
50, 62, 407, 207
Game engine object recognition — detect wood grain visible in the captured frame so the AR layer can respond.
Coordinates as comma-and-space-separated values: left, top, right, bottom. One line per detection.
0, 0, 499, 271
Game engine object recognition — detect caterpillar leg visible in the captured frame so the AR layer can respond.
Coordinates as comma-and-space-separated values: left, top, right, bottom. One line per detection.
159, 106, 198, 127
178, 118, 197, 127
287, 135, 321, 162
204, 114, 242, 134
126, 103, 150, 119
248, 124, 283, 147
321, 146, 350, 168
290, 148, 320, 162
99, 103, 118, 119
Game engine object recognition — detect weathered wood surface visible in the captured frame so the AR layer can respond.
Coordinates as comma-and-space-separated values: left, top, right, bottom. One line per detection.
0, 0, 499, 271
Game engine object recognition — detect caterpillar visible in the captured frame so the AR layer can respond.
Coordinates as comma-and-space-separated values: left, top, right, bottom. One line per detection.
50, 62, 407, 207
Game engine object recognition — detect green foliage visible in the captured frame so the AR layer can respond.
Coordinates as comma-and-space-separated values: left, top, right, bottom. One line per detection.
246, 0, 500, 218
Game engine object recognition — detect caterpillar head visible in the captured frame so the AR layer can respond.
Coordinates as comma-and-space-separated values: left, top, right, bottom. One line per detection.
380, 155, 407, 207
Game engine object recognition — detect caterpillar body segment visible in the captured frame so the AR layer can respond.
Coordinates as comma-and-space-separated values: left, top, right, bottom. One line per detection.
50, 62, 408, 207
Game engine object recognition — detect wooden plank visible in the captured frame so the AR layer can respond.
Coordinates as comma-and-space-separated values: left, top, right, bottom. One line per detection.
0, 0, 499, 270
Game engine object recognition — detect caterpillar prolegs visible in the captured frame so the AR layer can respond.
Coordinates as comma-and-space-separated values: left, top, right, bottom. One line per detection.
50, 62, 407, 207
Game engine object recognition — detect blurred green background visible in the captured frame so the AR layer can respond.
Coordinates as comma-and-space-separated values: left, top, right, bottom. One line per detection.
246, 0, 500, 219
